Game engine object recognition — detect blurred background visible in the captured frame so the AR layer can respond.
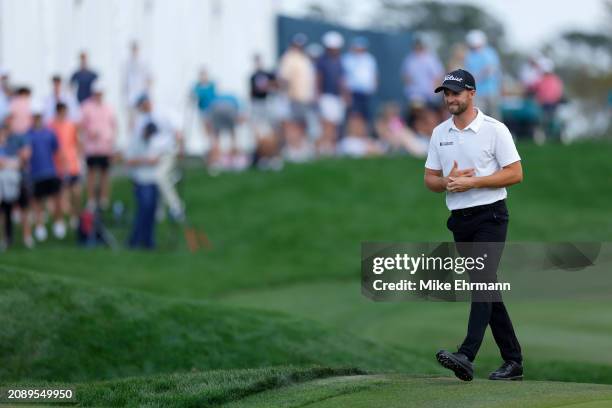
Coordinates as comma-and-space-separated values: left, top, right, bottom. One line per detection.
0, 1, 611, 407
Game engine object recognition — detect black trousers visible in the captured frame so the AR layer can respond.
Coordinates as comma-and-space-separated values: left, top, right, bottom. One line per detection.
447, 199, 522, 364
1, 201, 14, 245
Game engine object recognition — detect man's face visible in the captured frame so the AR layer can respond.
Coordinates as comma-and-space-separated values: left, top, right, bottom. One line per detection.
443, 89, 474, 115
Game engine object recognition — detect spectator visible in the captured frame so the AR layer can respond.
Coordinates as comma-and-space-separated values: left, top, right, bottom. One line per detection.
80, 80, 117, 210
278, 33, 316, 162
249, 54, 276, 137
375, 102, 428, 157
26, 104, 65, 241
447, 43, 468, 72
249, 54, 282, 170
191, 68, 216, 141
402, 36, 444, 109
0, 123, 21, 249
4, 114, 34, 248
464, 30, 502, 118
133, 94, 184, 221
123, 41, 152, 129
533, 58, 564, 141
342, 36, 378, 124
49, 102, 82, 229
43, 75, 80, 123
207, 93, 246, 171
519, 54, 544, 93
317, 31, 348, 155
9, 87, 32, 135
337, 112, 383, 158
70, 51, 98, 104
125, 122, 165, 249
0, 68, 12, 124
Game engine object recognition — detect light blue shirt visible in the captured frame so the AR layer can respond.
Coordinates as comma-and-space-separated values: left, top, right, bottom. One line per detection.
465, 46, 501, 97
342, 51, 378, 94
402, 51, 444, 102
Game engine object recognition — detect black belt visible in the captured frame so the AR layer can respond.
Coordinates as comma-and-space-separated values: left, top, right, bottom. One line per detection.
451, 199, 506, 217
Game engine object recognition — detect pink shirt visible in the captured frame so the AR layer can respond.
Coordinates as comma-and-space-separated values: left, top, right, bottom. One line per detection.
9, 96, 32, 134
80, 99, 116, 156
534, 74, 563, 105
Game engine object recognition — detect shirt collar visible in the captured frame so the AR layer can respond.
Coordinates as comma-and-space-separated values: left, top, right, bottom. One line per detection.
449, 108, 484, 133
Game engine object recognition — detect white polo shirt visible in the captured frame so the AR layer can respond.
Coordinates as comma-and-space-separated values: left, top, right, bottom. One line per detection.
425, 108, 521, 210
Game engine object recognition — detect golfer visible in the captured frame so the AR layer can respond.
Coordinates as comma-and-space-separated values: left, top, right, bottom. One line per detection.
424, 69, 523, 381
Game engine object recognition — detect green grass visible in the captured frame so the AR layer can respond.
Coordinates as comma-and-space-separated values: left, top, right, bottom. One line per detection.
1, 367, 365, 407
226, 374, 612, 408
0, 141, 611, 406
0, 267, 438, 383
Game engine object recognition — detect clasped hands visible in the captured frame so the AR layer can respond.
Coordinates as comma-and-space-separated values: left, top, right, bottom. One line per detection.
446, 160, 477, 193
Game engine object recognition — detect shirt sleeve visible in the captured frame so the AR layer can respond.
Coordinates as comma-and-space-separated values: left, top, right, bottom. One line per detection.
424, 133, 442, 171
495, 124, 521, 167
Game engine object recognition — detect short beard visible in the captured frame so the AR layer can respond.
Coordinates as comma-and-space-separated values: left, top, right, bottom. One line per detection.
447, 100, 468, 116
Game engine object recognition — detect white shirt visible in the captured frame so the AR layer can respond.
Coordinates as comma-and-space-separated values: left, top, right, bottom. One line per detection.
425, 108, 521, 210
128, 111, 177, 184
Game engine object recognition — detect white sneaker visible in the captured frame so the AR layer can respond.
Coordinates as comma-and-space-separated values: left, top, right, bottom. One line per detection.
53, 221, 67, 239
34, 224, 48, 242
23, 235, 35, 249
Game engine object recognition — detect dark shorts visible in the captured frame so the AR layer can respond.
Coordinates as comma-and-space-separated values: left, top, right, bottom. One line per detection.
63, 174, 81, 186
86, 155, 111, 171
33, 177, 61, 200
18, 181, 30, 208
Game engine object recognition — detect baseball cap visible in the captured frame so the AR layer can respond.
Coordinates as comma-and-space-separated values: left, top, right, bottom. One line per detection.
291, 33, 308, 47
434, 69, 476, 93
322, 31, 344, 49
466, 30, 487, 48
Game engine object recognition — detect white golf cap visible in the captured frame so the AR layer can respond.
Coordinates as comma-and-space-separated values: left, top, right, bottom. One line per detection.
322, 31, 344, 49
466, 30, 487, 48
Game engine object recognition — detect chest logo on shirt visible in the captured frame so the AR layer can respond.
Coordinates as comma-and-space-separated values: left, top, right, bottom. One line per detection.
440, 141, 454, 146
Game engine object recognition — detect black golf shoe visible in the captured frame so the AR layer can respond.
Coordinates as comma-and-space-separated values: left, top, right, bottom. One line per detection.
488, 360, 523, 381
436, 350, 474, 381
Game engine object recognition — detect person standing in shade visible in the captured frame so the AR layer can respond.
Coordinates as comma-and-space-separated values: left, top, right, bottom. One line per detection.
424, 69, 523, 382
70, 51, 98, 105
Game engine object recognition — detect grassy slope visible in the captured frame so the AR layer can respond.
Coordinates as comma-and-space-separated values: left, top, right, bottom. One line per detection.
1, 142, 611, 406
0, 267, 439, 383
1, 367, 365, 407
221, 281, 612, 384
2, 142, 611, 300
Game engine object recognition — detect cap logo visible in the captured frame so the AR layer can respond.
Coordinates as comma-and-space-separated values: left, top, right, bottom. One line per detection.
444, 74, 463, 82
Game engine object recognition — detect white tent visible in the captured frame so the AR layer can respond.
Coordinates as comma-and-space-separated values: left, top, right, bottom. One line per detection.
0, 0, 278, 152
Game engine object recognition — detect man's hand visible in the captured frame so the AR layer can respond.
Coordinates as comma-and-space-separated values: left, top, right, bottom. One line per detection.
447, 176, 477, 193
424, 160, 475, 193
448, 160, 475, 178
